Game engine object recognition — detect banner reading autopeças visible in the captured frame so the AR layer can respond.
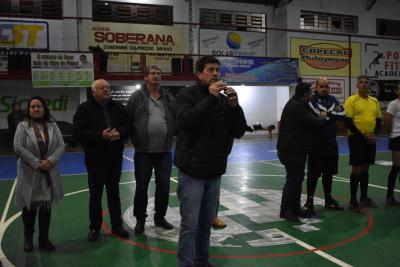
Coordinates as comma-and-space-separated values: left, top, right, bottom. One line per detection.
291, 38, 361, 77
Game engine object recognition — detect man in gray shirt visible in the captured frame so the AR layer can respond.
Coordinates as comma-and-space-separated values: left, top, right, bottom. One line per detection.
127, 65, 176, 234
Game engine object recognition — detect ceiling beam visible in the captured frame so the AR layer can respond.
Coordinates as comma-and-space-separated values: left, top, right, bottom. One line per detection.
366, 0, 377, 11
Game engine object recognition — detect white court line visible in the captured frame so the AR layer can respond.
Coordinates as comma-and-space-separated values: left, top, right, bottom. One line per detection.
258, 160, 400, 193
123, 154, 133, 162
0, 179, 17, 267
278, 230, 352, 267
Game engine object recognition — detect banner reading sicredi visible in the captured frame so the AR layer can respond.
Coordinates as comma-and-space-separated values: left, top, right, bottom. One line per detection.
291, 38, 361, 77
31, 52, 94, 87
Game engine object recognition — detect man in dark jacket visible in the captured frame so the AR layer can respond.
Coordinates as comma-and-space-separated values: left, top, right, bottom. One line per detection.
304, 77, 345, 215
126, 65, 175, 234
173, 56, 247, 267
277, 82, 326, 222
73, 79, 129, 242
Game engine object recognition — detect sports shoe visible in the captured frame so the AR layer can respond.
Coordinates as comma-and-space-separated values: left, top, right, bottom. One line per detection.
213, 217, 227, 229
24, 237, 33, 252
325, 198, 344, 210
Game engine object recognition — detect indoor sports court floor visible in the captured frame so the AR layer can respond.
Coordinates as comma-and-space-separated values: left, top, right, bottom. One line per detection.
0, 136, 399, 267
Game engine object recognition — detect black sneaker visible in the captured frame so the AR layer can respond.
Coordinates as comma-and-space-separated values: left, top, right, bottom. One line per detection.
349, 201, 362, 213
87, 229, 100, 242
134, 220, 145, 234
325, 198, 344, 211
360, 197, 377, 208
112, 226, 130, 239
304, 202, 315, 217
279, 210, 300, 222
386, 197, 400, 207
154, 218, 173, 230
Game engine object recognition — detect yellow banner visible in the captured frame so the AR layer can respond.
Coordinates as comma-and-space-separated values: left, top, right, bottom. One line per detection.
291, 38, 360, 77
90, 22, 187, 54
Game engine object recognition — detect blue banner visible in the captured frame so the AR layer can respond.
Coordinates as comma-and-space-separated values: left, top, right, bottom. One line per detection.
220, 57, 299, 85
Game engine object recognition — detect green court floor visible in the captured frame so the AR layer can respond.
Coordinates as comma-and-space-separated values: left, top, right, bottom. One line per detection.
0, 150, 399, 267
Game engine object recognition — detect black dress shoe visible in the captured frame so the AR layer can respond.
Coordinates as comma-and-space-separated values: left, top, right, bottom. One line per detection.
349, 201, 362, 213
295, 208, 312, 218
134, 220, 145, 234
24, 238, 33, 252
360, 197, 377, 208
304, 201, 315, 217
279, 210, 300, 222
154, 218, 173, 230
325, 198, 344, 210
386, 197, 400, 207
38, 238, 56, 251
87, 230, 100, 242
112, 226, 129, 239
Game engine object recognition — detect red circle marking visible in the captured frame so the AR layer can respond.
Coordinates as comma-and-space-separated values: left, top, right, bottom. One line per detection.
101, 208, 374, 259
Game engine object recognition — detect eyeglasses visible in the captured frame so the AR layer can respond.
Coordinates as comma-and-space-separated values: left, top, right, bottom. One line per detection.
319, 85, 330, 89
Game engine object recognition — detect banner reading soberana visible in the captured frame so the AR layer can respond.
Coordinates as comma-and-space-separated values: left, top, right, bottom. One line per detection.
90, 22, 187, 54
291, 38, 361, 77
31, 52, 94, 87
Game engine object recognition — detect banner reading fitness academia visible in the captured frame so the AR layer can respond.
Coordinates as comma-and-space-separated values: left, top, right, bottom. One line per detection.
220, 57, 298, 85
291, 38, 361, 77
200, 29, 266, 57
31, 52, 94, 87
363, 43, 400, 80
90, 22, 187, 54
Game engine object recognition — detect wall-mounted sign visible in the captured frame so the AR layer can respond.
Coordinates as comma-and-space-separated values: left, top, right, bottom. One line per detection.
363, 43, 400, 80
0, 20, 49, 50
291, 38, 360, 77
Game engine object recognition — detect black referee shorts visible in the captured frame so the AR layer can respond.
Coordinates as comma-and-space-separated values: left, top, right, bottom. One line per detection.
308, 141, 339, 178
389, 136, 400, 151
348, 135, 376, 165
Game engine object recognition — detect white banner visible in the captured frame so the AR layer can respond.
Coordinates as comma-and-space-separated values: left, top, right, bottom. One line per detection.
199, 29, 266, 57
302, 76, 346, 100
31, 52, 94, 87
363, 43, 400, 80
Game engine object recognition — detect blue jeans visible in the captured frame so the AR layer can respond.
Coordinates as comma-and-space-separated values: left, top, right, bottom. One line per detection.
177, 171, 221, 267
133, 152, 172, 221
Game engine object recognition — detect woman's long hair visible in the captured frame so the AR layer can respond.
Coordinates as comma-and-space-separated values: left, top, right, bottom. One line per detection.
25, 96, 54, 126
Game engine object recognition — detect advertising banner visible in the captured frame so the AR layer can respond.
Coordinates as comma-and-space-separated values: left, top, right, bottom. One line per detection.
0, 20, 49, 50
220, 57, 298, 85
290, 38, 361, 77
302, 77, 345, 100
199, 29, 266, 57
31, 52, 94, 87
363, 43, 400, 80
0, 87, 80, 128
90, 22, 187, 54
